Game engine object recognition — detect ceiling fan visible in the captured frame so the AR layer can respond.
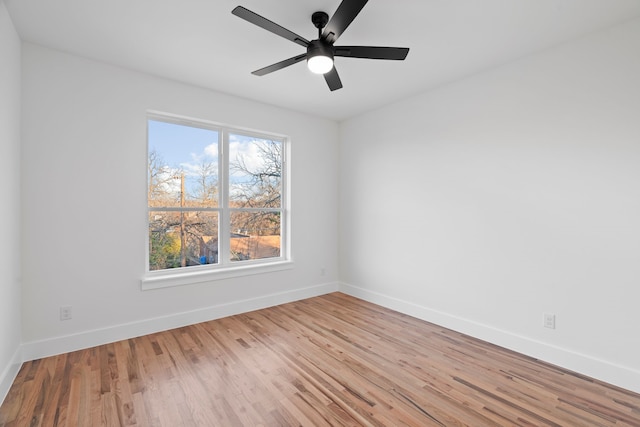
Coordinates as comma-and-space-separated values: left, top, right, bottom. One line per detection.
232, 0, 410, 91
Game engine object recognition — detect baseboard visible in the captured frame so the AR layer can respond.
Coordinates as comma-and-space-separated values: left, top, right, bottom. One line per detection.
21, 282, 339, 362
339, 282, 640, 394
0, 346, 22, 406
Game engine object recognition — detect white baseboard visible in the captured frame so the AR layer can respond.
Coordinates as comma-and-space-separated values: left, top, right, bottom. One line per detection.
21, 282, 339, 362
0, 346, 22, 406
339, 282, 640, 394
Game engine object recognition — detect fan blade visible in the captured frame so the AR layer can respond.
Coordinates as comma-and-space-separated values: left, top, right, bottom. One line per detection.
232, 6, 309, 47
322, 0, 368, 44
252, 53, 307, 76
324, 67, 343, 91
334, 46, 409, 60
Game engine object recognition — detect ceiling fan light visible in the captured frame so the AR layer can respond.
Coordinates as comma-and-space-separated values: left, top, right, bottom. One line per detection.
307, 40, 334, 74
307, 55, 333, 74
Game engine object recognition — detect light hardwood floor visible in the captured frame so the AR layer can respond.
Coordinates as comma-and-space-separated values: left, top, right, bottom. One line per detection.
1, 292, 639, 426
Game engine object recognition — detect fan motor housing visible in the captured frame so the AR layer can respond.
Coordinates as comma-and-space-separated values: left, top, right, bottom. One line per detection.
307, 39, 333, 59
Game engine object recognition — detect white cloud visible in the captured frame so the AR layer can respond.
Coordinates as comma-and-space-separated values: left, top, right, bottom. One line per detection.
156, 166, 182, 194
204, 143, 218, 158
178, 143, 219, 178
229, 139, 267, 180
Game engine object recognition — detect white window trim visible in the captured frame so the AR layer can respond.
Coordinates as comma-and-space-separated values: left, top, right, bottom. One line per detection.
142, 112, 291, 290
141, 260, 294, 290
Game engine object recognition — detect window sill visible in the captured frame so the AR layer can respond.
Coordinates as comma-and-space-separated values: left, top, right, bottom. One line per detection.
141, 260, 294, 291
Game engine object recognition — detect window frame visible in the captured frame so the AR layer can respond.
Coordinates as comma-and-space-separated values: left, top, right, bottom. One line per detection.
142, 112, 292, 290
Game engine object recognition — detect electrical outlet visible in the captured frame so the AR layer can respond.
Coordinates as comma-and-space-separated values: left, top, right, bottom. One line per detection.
60, 306, 73, 321
320, 267, 326, 276
543, 312, 555, 329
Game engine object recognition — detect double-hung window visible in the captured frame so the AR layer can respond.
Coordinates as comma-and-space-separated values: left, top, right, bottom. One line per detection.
143, 113, 290, 289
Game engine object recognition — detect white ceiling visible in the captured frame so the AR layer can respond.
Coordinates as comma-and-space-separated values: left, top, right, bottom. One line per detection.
6, 0, 640, 121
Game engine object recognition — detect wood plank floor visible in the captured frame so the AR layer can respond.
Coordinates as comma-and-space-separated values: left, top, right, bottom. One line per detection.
2, 292, 639, 426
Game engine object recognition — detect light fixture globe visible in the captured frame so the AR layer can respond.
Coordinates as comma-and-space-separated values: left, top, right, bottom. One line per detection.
307, 40, 334, 74
308, 56, 333, 74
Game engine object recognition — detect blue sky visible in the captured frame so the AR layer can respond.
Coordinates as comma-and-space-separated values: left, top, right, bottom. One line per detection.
148, 119, 218, 169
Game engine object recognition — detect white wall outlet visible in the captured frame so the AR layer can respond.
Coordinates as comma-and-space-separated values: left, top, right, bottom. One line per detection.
321, 267, 326, 276
60, 306, 73, 321
543, 312, 555, 329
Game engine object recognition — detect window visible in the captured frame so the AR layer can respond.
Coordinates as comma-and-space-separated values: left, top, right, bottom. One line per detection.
143, 114, 290, 289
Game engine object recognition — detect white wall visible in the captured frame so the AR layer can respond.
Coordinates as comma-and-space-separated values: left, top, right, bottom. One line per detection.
339, 18, 640, 393
0, 0, 22, 402
20, 43, 339, 358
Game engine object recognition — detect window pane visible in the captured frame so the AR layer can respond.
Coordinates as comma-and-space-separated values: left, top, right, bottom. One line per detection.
229, 134, 282, 209
148, 120, 219, 208
230, 211, 281, 262
149, 210, 219, 270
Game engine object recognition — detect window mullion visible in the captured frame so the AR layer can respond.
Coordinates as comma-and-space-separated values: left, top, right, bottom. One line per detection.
219, 130, 231, 265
